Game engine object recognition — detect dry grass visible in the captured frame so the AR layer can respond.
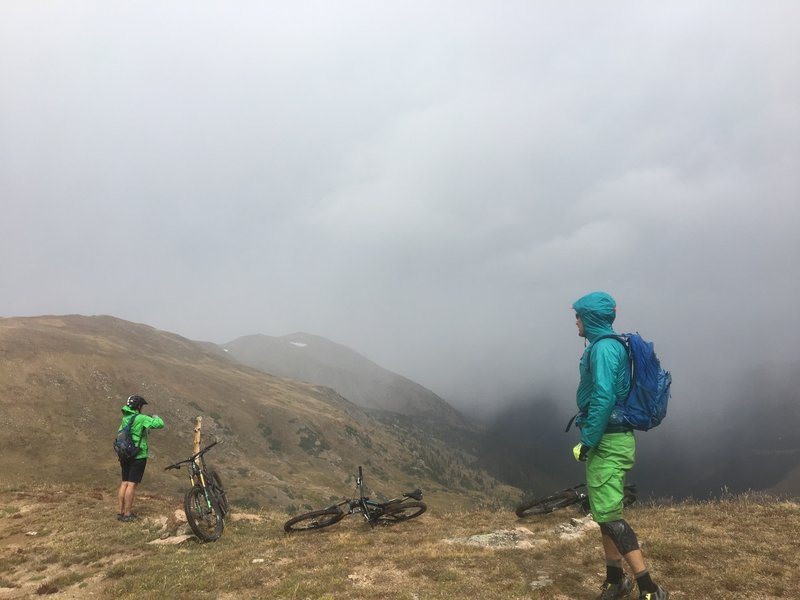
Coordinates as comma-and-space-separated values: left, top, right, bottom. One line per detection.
1, 484, 798, 599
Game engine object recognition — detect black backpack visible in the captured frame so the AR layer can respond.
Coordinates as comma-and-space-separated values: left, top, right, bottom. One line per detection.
113, 414, 140, 459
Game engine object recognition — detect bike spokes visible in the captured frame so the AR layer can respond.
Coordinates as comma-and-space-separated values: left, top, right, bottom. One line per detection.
184, 485, 224, 542
377, 500, 427, 523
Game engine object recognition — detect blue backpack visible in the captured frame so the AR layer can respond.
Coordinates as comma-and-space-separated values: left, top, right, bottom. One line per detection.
589, 333, 672, 431
113, 414, 140, 459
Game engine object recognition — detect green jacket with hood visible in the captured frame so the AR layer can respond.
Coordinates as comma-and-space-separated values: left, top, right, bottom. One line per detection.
118, 405, 165, 459
573, 291, 631, 449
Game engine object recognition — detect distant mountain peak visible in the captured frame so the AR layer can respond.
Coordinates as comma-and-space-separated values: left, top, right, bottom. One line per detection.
223, 332, 469, 428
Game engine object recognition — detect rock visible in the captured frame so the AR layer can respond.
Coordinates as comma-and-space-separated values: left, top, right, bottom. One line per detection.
231, 513, 262, 522
529, 572, 553, 590
174, 509, 187, 523
442, 527, 548, 550
148, 516, 169, 530
556, 515, 599, 540
149, 535, 193, 545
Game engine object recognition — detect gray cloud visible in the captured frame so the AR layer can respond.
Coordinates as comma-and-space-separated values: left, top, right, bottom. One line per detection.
2, 1, 798, 418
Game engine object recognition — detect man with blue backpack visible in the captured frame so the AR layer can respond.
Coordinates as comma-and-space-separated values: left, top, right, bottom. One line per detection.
115, 394, 165, 522
571, 291, 669, 600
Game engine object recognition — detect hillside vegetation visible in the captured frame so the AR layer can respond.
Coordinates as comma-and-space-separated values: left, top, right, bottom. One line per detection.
0, 484, 797, 599
0, 316, 516, 511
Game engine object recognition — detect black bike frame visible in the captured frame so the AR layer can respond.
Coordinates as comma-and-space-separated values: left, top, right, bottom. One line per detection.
166, 441, 222, 514
336, 466, 418, 527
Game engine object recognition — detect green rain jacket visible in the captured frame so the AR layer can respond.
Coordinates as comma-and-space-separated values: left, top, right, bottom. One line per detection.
573, 292, 631, 448
118, 405, 165, 460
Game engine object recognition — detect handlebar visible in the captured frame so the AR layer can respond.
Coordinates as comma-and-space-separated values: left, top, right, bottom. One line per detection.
164, 440, 221, 471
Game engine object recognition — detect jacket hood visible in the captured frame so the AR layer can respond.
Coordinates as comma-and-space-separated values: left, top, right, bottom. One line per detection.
572, 291, 617, 342
121, 405, 139, 417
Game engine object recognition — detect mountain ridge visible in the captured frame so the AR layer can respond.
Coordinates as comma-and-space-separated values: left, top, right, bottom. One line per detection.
220, 331, 472, 430
0, 315, 516, 511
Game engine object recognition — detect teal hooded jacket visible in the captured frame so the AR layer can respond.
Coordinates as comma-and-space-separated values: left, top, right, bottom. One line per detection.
118, 405, 165, 459
573, 291, 631, 448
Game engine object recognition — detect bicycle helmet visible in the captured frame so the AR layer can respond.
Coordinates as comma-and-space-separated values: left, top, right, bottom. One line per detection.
126, 394, 148, 410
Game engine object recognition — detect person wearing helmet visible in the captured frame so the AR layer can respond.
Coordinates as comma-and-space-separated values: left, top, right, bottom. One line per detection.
116, 394, 164, 522
572, 292, 668, 600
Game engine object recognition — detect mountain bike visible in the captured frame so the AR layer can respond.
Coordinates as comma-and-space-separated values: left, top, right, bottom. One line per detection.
283, 466, 426, 532
515, 483, 637, 518
165, 440, 230, 541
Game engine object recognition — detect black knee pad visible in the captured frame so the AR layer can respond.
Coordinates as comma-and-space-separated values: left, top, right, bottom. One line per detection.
599, 519, 640, 555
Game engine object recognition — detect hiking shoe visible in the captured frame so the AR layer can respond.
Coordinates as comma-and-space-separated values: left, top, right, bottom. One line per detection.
599, 576, 633, 599
639, 587, 668, 600
120, 514, 138, 522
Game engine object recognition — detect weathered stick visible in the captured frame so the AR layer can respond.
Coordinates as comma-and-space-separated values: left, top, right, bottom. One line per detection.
192, 416, 202, 462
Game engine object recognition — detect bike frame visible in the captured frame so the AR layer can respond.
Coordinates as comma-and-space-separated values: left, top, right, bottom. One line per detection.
333, 466, 416, 527
515, 481, 639, 518
166, 441, 223, 515
283, 465, 426, 533
572, 482, 637, 500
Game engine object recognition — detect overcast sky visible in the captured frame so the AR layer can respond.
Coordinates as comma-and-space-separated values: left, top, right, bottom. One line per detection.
2, 1, 798, 415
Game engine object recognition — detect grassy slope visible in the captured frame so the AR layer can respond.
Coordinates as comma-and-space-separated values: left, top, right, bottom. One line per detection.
0, 316, 517, 511
1, 484, 798, 600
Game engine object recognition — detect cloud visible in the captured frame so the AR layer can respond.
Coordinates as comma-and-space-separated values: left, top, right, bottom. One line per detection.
1, 1, 799, 415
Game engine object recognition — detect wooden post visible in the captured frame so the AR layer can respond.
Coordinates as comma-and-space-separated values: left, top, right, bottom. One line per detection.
193, 416, 202, 462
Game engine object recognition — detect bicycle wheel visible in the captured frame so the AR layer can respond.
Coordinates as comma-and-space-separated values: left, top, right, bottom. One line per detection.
283, 508, 345, 533
376, 500, 427, 523
515, 490, 581, 517
184, 485, 225, 542
208, 469, 229, 516
622, 490, 637, 508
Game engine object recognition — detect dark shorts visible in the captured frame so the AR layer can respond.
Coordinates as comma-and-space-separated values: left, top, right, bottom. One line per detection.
120, 458, 147, 484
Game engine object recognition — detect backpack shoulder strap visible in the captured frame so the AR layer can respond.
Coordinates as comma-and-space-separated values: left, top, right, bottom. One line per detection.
586, 335, 629, 372
124, 413, 138, 432
594, 334, 628, 348
564, 412, 580, 433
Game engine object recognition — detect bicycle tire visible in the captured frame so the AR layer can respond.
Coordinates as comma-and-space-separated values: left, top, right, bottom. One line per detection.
208, 469, 230, 516
283, 507, 345, 533
184, 485, 225, 542
515, 490, 581, 518
622, 491, 637, 508
376, 500, 427, 523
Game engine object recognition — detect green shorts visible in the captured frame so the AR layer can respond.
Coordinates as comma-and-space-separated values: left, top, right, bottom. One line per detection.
585, 431, 635, 523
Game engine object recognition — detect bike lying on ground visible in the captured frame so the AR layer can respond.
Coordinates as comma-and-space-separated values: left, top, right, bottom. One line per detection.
284, 466, 427, 532
515, 483, 637, 518
165, 440, 230, 542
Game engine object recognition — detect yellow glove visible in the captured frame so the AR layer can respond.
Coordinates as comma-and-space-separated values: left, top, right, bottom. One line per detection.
573, 443, 589, 462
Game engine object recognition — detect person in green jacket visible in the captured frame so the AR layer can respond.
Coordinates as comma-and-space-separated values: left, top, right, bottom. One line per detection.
116, 394, 164, 522
572, 292, 668, 600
